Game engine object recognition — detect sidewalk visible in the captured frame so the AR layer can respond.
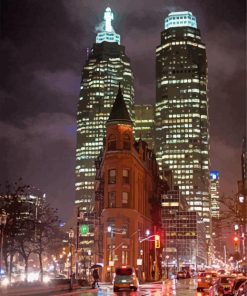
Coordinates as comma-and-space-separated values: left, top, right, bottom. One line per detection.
0, 282, 86, 296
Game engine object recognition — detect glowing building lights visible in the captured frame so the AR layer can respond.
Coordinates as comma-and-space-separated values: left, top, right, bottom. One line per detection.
155, 11, 210, 239
76, 7, 134, 212
96, 7, 121, 45
164, 11, 197, 30
210, 170, 220, 218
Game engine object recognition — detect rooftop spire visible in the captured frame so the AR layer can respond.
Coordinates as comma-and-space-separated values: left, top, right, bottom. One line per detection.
96, 7, 121, 45
104, 7, 114, 32
107, 85, 132, 126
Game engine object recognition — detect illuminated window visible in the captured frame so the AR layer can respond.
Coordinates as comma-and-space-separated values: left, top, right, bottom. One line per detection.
108, 169, 116, 184
122, 192, 129, 207
121, 245, 129, 265
108, 191, 116, 208
122, 169, 130, 184
123, 133, 131, 150
108, 134, 116, 151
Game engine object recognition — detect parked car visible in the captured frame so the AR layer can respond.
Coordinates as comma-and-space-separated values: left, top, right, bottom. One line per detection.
176, 271, 187, 279
113, 266, 139, 292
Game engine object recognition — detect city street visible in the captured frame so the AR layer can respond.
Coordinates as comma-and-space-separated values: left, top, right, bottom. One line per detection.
52, 279, 217, 296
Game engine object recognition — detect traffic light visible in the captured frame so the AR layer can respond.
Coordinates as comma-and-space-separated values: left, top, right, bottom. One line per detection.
155, 234, 160, 248
233, 236, 239, 251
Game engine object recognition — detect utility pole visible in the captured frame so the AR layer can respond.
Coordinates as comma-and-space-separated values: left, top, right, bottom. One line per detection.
69, 228, 74, 291
239, 137, 247, 274
0, 211, 7, 281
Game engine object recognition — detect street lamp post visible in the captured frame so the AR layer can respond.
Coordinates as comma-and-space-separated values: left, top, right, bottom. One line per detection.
238, 193, 247, 273
88, 249, 92, 282
0, 211, 7, 280
107, 226, 114, 281
145, 229, 150, 280
68, 228, 74, 290
139, 249, 143, 282
165, 255, 169, 279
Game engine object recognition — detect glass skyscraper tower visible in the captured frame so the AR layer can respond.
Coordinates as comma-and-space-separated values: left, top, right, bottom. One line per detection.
155, 11, 210, 238
76, 7, 134, 211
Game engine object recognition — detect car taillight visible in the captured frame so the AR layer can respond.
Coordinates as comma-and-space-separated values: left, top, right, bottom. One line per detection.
198, 278, 202, 282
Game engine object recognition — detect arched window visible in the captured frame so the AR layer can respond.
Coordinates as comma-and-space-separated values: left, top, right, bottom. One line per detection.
108, 134, 116, 151
123, 133, 130, 150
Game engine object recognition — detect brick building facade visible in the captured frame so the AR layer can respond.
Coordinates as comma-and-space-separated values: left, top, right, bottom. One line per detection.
95, 87, 166, 281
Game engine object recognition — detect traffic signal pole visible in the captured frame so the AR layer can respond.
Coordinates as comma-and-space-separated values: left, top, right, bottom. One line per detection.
154, 226, 157, 281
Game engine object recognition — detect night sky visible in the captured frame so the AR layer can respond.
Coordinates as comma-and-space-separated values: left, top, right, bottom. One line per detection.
0, 0, 246, 221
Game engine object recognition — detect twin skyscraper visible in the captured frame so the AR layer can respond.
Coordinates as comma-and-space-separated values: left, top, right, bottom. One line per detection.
75, 8, 210, 237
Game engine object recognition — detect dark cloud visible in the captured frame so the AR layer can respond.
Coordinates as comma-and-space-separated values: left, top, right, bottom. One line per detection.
0, 0, 246, 221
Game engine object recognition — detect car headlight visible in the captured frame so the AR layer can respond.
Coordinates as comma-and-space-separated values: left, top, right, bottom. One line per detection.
1, 278, 9, 286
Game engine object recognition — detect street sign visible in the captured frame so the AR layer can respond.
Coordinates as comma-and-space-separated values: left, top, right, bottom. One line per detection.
109, 260, 114, 267
80, 224, 89, 235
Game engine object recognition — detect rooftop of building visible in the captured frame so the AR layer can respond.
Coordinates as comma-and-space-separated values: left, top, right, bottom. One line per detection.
107, 85, 133, 126
164, 11, 197, 30
96, 7, 121, 45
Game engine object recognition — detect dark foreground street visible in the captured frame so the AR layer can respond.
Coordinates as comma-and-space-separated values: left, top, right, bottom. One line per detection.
48, 279, 217, 296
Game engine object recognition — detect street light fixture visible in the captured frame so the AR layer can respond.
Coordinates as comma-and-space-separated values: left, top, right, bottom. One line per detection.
68, 228, 74, 290
145, 229, 150, 236
107, 226, 114, 281
0, 211, 7, 281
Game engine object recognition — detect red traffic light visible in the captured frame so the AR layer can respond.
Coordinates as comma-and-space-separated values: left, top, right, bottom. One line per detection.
233, 236, 238, 242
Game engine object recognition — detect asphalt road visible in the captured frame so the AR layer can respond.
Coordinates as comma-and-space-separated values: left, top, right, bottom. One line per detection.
51, 279, 218, 296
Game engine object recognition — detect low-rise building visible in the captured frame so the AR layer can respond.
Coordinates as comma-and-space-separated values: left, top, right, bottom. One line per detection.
95, 87, 166, 281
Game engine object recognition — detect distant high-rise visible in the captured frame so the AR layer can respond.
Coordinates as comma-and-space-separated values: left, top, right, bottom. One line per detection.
76, 7, 134, 211
155, 11, 210, 238
134, 104, 155, 149
210, 171, 220, 218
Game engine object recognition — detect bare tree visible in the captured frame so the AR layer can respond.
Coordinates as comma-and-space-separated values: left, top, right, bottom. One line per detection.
219, 193, 242, 226
0, 180, 32, 281
0, 180, 63, 282
33, 201, 62, 282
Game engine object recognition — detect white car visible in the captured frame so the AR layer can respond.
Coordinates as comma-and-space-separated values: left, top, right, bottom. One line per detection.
113, 266, 139, 292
